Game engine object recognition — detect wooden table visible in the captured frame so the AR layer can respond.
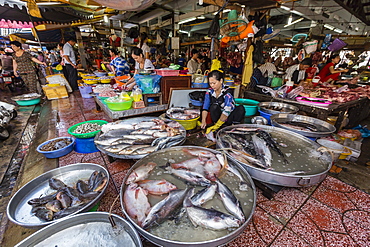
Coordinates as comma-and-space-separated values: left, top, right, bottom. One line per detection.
94, 97, 168, 120
244, 91, 370, 130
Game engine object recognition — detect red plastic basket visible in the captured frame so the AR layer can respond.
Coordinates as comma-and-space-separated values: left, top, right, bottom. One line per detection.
155, 70, 179, 76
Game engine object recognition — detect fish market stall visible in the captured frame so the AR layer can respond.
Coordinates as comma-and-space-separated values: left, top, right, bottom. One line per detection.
120, 146, 256, 247
94, 117, 186, 159
7, 163, 109, 228
216, 124, 332, 187
245, 91, 370, 130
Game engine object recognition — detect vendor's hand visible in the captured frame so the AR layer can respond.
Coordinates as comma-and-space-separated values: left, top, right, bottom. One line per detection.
14, 71, 19, 77
42, 62, 47, 67
205, 120, 225, 134
200, 121, 207, 129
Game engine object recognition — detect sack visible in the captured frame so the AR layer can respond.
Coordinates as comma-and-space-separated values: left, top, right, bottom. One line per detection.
303, 40, 318, 54
253, 40, 265, 64
134, 74, 161, 94
189, 91, 206, 102
192, 69, 204, 84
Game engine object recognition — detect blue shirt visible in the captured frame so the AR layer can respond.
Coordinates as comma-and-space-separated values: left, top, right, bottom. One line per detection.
202, 87, 235, 117
110, 56, 130, 76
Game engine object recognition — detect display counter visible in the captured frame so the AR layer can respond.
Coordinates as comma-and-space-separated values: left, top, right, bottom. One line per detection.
244, 91, 370, 130
94, 96, 168, 120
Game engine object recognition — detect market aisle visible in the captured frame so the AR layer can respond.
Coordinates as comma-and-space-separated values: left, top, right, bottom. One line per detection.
1, 92, 370, 246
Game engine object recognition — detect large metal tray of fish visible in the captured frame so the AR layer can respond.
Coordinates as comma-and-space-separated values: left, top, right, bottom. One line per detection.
120, 146, 256, 247
216, 124, 332, 187
15, 212, 142, 247
258, 102, 299, 115
94, 116, 186, 159
7, 163, 109, 228
270, 113, 336, 138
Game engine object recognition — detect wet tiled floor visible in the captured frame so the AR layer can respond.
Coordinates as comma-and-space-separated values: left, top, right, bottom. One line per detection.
2, 91, 370, 246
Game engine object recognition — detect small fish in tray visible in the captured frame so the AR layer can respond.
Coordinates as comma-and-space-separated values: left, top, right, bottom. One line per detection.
95, 119, 184, 156
123, 147, 247, 232
166, 107, 200, 120
73, 123, 101, 134
40, 138, 72, 151
278, 121, 318, 132
27, 171, 107, 222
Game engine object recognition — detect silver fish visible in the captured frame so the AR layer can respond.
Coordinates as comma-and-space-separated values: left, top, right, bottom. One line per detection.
216, 179, 245, 223
119, 145, 152, 155
99, 129, 132, 138
134, 121, 157, 129
165, 166, 211, 187
141, 188, 190, 229
170, 157, 206, 174
131, 145, 157, 155
110, 138, 137, 145
125, 162, 157, 184
103, 144, 130, 153
190, 184, 217, 206
225, 148, 267, 169
137, 179, 177, 195
101, 122, 134, 133
121, 134, 154, 140
94, 137, 127, 146
123, 183, 151, 227
252, 134, 272, 168
184, 189, 241, 231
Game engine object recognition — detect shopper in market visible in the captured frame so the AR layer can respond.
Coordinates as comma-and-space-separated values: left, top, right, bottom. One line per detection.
201, 70, 245, 134
124, 47, 155, 90
108, 48, 130, 76
284, 57, 312, 85
317, 54, 349, 83
62, 38, 79, 91
10, 41, 47, 93
137, 32, 150, 59
187, 49, 200, 74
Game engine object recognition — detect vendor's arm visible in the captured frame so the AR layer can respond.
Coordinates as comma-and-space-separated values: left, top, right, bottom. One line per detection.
201, 92, 211, 129
12, 59, 18, 77
329, 66, 348, 74
31, 56, 47, 67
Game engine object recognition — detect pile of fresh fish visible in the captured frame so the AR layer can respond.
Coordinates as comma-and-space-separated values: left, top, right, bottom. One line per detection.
220, 127, 289, 169
279, 121, 318, 132
40, 138, 72, 151
12, 93, 41, 101
95, 118, 185, 156
123, 148, 247, 231
28, 171, 107, 221
166, 107, 200, 120
73, 123, 101, 134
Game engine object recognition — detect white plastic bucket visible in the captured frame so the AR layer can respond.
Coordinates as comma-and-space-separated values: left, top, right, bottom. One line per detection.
317, 139, 344, 162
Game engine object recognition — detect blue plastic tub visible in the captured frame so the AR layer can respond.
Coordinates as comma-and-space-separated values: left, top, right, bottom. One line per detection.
235, 98, 259, 116
37, 137, 75, 158
258, 109, 273, 125
190, 99, 203, 106
74, 137, 99, 153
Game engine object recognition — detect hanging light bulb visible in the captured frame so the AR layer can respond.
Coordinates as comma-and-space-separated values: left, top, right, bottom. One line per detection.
288, 14, 293, 25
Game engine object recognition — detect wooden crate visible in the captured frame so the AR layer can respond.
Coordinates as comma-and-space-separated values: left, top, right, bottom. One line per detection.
43, 85, 69, 100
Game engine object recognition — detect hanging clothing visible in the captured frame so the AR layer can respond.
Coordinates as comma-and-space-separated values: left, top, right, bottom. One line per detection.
210, 58, 221, 71
241, 45, 254, 87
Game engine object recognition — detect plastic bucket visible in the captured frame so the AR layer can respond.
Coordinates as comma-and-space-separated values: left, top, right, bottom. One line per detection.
328, 38, 347, 52
169, 117, 199, 130
79, 86, 93, 98
316, 139, 351, 162
74, 137, 99, 153
235, 98, 259, 117
258, 109, 273, 124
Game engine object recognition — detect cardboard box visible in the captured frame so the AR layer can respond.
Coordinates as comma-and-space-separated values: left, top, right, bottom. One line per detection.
43, 85, 69, 100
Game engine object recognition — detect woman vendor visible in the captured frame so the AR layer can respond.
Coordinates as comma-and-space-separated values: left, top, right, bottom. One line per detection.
108, 49, 130, 76
10, 41, 47, 93
317, 54, 348, 83
125, 47, 155, 90
201, 70, 245, 134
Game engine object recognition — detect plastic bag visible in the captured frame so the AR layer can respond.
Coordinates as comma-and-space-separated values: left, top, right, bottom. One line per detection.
189, 91, 206, 101
303, 40, 318, 54
134, 74, 161, 94
192, 69, 204, 84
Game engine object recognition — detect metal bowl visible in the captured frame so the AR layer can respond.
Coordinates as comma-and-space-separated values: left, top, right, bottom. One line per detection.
15, 212, 142, 247
95, 116, 186, 160
258, 102, 299, 115
216, 124, 332, 187
270, 113, 336, 138
120, 146, 256, 247
7, 163, 109, 228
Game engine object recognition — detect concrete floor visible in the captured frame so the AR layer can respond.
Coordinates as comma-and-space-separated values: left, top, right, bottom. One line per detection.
0, 89, 369, 246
